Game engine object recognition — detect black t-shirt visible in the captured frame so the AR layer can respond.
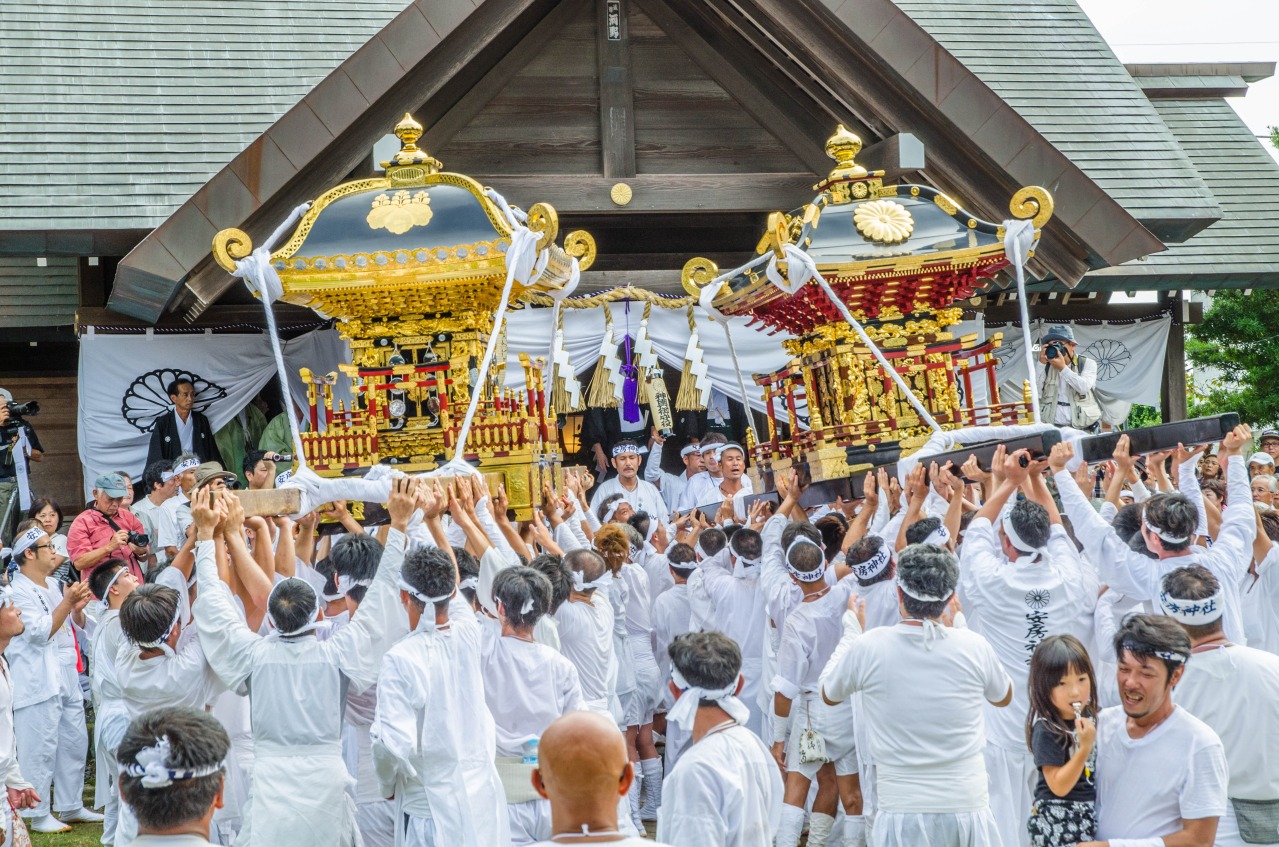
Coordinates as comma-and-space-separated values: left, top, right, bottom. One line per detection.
1031, 718, 1096, 804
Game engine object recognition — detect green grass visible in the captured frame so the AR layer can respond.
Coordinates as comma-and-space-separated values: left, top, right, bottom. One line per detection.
29, 820, 104, 847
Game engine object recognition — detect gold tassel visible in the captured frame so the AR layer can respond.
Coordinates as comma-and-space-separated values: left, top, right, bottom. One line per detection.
586, 304, 620, 408
676, 306, 708, 410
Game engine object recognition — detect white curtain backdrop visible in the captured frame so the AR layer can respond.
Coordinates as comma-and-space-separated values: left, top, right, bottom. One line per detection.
987, 315, 1172, 425
77, 328, 352, 497
502, 306, 796, 414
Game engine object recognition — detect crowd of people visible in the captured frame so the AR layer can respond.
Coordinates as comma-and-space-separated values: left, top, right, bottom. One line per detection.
1, 408, 1278, 847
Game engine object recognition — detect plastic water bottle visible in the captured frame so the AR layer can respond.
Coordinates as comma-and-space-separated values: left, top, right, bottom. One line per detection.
522, 737, 539, 765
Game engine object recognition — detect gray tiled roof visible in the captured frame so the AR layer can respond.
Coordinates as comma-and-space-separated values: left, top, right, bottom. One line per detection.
0, 258, 77, 326
891, 0, 1221, 230
0, 0, 410, 231
1085, 98, 1279, 289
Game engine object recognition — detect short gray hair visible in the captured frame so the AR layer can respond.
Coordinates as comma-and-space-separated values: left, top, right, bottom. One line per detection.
896, 543, 958, 619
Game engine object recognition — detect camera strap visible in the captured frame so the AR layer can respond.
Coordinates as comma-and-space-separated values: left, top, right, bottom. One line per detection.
98, 511, 142, 566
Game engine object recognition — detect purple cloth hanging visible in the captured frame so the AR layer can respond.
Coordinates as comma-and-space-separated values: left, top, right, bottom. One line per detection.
621, 300, 640, 422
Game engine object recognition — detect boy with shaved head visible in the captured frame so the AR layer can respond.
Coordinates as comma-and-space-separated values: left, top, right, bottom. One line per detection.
530, 711, 671, 847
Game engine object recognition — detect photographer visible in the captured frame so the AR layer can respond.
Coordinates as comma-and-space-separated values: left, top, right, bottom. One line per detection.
243, 449, 288, 491
1037, 325, 1101, 431
0, 389, 44, 543
66, 472, 149, 583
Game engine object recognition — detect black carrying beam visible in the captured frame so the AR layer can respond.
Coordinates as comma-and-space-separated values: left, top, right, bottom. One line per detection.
1076, 413, 1239, 464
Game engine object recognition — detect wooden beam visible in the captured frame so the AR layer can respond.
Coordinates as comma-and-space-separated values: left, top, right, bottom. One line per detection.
598, 0, 636, 178
76, 305, 328, 335
633, 0, 837, 175
1161, 293, 1188, 422
471, 172, 817, 212
977, 299, 1201, 324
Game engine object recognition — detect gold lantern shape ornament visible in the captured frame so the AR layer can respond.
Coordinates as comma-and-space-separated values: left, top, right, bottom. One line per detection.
212, 113, 597, 517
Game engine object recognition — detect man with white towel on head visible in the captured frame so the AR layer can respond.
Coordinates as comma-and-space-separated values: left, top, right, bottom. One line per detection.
645, 430, 704, 516
590, 440, 669, 523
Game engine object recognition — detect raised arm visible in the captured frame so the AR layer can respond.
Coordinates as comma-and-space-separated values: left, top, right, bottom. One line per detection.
190, 488, 261, 693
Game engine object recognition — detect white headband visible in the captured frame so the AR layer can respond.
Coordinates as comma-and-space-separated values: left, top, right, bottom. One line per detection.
121, 736, 225, 789
731, 554, 760, 579
9, 526, 45, 561
602, 499, 623, 523
160, 470, 175, 482
716, 443, 745, 461
897, 577, 953, 604
923, 523, 950, 547
133, 601, 183, 655
680, 444, 701, 458
571, 569, 613, 592
1120, 638, 1187, 664
458, 576, 479, 592
1143, 517, 1190, 545
849, 544, 891, 581
1158, 588, 1225, 625
335, 574, 372, 595
1001, 512, 1045, 558
99, 564, 129, 600
265, 577, 321, 637
397, 577, 454, 607
667, 666, 751, 732
612, 444, 641, 457
172, 457, 200, 475
784, 536, 825, 583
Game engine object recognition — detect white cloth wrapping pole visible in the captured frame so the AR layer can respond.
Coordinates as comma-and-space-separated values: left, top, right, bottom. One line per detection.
767, 244, 942, 433
231, 201, 313, 467
12, 428, 31, 511
698, 282, 760, 444
544, 259, 581, 415
453, 189, 548, 462
1003, 219, 1041, 424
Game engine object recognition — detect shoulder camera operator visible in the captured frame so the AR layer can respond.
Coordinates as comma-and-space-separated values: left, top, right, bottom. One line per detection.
0, 388, 44, 543
66, 472, 150, 584
1037, 325, 1101, 431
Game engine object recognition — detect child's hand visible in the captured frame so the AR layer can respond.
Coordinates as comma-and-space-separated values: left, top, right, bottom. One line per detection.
1076, 714, 1096, 749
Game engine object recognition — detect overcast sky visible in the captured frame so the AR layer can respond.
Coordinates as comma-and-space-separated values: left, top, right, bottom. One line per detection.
1076, 0, 1279, 161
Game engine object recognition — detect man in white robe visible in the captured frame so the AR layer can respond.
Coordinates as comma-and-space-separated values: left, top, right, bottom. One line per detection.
590, 441, 669, 523
6, 523, 99, 833
821, 544, 1013, 847
370, 544, 508, 847
0, 584, 39, 844
188, 481, 412, 846
116, 706, 230, 847
658, 631, 781, 847
553, 548, 617, 715
958, 446, 1098, 847
645, 432, 704, 515
87, 559, 141, 846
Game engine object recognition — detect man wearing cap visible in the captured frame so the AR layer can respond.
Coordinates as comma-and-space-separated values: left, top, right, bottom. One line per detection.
589, 439, 669, 523
67, 472, 149, 583
644, 429, 703, 516
1258, 429, 1279, 461
1248, 451, 1275, 480
959, 446, 1098, 847
1037, 325, 1101, 431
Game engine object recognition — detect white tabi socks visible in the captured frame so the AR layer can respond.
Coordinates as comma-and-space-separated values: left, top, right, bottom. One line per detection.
776, 804, 806, 847
842, 814, 867, 847
808, 812, 837, 847
627, 761, 644, 832
638, 757, 662, 821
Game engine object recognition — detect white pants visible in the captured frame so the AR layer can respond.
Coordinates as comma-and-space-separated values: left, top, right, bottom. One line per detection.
872, 808, 1004, 847
14, 664, 88, 817
984, 743, 1035, 847
507, 798, 552, 846
403, 812, 435, 847
94, 702, 131, 845
356, 799, 395, 847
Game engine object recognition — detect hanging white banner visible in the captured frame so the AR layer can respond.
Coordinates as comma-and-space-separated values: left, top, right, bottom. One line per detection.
989, 315, 1172, 425
77, 328, 352, 498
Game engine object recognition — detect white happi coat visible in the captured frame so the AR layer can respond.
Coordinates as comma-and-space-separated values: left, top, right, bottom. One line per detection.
372, 599, 508, 847
192, 531, 409, 847
89, 608, 130, 811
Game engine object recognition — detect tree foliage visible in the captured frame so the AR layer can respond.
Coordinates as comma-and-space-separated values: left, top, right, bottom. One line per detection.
1187, 289, 1279, 427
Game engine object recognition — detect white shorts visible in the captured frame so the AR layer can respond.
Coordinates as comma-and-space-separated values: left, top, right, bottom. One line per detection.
785, 693, 858, 779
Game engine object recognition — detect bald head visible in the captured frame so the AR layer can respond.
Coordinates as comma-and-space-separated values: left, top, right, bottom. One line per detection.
534, 712, 632, 830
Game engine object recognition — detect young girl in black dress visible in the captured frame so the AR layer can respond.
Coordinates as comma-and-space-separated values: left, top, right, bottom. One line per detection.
1026, 634, 1098, 847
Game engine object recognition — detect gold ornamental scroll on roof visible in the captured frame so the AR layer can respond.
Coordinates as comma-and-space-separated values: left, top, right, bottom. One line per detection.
212, 114, 598, 517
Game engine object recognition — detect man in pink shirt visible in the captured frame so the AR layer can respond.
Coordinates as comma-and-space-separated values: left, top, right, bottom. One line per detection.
67, 473, 149, 583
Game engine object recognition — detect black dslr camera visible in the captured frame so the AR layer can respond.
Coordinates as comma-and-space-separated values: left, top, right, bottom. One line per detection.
1, 399, 39, 440
1044, 341, 1069, 361
127, 530, 150, 548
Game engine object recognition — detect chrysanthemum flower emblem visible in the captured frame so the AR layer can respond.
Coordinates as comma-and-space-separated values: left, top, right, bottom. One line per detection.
854, 199, 914, 244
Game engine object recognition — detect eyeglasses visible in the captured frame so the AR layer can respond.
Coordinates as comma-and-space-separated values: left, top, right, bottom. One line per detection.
31, 544, 53, 552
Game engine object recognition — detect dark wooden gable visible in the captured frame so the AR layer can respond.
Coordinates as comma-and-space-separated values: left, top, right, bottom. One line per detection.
435, 2, 810, 178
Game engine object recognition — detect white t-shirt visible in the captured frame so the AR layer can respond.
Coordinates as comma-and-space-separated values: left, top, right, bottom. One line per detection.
554, 592, 615, 709
530, 838, 667, 847
1176, 644, 1279, 800
1241, 546, 1279, 656
1094, 705, 1227, 841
